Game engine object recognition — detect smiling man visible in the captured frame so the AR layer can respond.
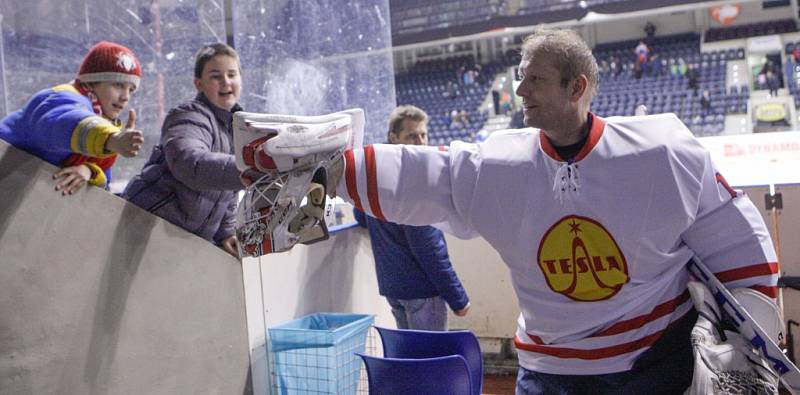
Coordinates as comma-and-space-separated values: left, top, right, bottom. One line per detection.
123, 43, 245, 257
319, 28, 779, 394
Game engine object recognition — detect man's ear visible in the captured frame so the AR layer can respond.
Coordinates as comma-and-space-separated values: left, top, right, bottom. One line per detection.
193, 78, 202, 91
388, 131, 397, 144
569, 75, 589, 103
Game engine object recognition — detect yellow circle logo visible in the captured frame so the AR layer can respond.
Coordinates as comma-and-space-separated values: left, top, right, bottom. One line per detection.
537, 215, 629, 301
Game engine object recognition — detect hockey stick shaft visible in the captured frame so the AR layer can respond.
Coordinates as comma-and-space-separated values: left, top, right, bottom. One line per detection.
688, 256, 800, 394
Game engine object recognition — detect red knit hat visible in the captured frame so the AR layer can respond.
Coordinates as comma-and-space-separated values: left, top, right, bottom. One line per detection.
77, 41, 141, 89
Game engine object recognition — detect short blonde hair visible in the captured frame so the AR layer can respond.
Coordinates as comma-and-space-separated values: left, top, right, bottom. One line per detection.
521, 27, 598, 99
388, 105, 428, 135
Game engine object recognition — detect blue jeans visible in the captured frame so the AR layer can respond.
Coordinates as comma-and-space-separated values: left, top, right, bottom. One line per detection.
386, 296, 448, 331
516, 310, 696, 395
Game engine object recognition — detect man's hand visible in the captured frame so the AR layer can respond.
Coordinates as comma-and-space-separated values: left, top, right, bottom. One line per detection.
454, 302, 471, 317
221, 235, 239, 258
105, 109, 144, 158
53, 164, 92, 195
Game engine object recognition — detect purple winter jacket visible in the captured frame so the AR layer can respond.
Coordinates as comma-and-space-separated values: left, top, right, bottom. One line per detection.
122, 93, 243, 244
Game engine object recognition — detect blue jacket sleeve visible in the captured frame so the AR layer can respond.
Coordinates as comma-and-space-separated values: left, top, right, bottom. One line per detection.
27, 87, 119, 158
403, 225, 469, 311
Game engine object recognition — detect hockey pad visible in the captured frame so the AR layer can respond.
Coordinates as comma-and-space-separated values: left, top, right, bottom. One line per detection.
235, 168, 337, 257
233, 109, 362, 257
233, 108, 364, 173
685, 281, 779, 395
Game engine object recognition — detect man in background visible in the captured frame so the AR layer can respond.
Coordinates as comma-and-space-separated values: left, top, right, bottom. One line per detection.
354, 105, 470, 331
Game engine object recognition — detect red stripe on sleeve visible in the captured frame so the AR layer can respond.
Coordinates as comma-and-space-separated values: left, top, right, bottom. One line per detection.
344, 149, 363, 212
715, 262, 779, 283
527, 334, 545, 345
715, 172, 737, 199
749, 285, 778, 299
363, 145, 386, 221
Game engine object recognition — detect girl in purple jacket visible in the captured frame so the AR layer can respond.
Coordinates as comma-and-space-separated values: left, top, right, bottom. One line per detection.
123, 44, 244, 257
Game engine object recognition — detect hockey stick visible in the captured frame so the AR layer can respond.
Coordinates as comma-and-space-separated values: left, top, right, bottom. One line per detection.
688, 256, 800, 393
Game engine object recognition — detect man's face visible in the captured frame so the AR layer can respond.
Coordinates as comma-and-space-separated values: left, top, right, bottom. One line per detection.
515, 50, 573, 131
92, 81, 136, 120
389, 119, 428, 146
194, 55, 242, 111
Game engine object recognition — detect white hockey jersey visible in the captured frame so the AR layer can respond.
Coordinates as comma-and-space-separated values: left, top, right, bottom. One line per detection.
337, 113, 778, 375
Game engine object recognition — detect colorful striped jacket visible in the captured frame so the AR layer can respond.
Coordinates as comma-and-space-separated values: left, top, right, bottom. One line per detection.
0, 84, 121, 187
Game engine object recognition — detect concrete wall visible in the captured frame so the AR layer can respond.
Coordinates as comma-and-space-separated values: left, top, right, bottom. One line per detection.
242, 220, 396, 395
0, 141, 251, 395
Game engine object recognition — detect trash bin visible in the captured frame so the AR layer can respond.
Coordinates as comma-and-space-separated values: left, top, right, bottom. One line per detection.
268, 313, 374, 395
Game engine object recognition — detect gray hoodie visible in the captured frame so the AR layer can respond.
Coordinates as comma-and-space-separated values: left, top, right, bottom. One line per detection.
123, 93, 243, 244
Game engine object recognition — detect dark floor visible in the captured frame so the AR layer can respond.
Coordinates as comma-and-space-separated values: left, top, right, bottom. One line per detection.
483, 374, 516, 395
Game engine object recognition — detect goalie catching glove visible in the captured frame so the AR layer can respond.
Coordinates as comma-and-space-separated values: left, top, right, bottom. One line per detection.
233, 109, 363, 257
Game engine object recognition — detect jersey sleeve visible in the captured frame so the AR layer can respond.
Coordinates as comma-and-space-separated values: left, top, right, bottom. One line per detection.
27, 86, 120, 158
681, 149, 779, 298
336, 142, 480, 239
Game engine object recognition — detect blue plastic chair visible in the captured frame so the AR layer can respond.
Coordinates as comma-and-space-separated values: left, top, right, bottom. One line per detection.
357, 353, 471, 395
375, 326, 483, 395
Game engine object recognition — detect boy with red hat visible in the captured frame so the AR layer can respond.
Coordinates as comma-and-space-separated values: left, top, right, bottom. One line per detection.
0, 41, 144, 195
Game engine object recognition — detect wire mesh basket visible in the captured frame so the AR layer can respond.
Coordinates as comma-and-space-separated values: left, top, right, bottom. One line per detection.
268, 313, 374, 395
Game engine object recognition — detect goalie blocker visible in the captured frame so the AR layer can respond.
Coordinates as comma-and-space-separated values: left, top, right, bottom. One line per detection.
232, 109, 364, 257
688, 256, 800, 394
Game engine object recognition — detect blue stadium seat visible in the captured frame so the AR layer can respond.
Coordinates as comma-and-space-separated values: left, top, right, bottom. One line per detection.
358, 353, 472, 395
375, 326, 483, 395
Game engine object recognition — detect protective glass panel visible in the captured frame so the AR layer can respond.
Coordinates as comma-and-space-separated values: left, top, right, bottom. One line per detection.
0, 0, 225, 189
233, 0, 395, 145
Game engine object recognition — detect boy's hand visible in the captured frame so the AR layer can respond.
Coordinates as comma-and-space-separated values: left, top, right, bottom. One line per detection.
220, 235, 240, 258
106, 109, 144, 157
53, 164, 92, 195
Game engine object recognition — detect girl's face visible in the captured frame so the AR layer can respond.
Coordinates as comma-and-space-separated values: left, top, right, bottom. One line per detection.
194, 55, 242, 111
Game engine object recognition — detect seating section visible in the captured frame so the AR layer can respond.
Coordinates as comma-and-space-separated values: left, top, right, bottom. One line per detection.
390, 0, 716, 44
390, 0, 500, 37
396, 33, 763, 141
395, 55, 501, 145
705, 19, 797, 42
592, 33, 747, 136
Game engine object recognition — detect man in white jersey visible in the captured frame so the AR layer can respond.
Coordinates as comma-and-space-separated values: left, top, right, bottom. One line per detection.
265, 27, 779, 394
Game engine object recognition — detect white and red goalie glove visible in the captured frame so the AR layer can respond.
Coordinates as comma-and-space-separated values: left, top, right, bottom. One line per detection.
233, 109, 364, 257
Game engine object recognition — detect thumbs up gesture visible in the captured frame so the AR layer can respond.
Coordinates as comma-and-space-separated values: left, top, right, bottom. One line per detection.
105, 109, 144, 158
